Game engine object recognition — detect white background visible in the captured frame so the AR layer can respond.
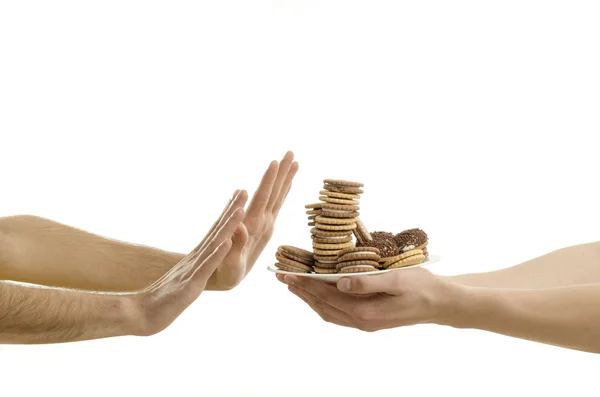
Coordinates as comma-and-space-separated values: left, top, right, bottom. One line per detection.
1, 0, 600, 396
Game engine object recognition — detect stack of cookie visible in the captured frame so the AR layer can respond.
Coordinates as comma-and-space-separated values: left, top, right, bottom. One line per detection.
336, 247, 381, 273
306, 179, 364, 274
274, 245, 315, 273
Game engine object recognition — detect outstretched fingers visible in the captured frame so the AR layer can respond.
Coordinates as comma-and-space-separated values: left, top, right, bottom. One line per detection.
272, 161, 298, 216
266, 151, 294, 212
246, 160, 278, 217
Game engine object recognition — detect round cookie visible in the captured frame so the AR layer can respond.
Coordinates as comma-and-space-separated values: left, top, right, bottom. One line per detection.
315, 215, 358, 225
394, 228, 428, 252
380, 249, 423, 268
338, 265, 378, 273
316, 223, 357, 231
312, 235, 353, 244
371, 231, 394, 241
321, 210, 360, 219
314, 254, 339, 263
275, 262, 313, 273
386, 254, 426, 269
323, 179, 364, 188
306, 209, 322, 216
307, 221, 316, 226
323, 185, 364, 195
353, 218, 372, 244
319, 190, 360, 200
314, 261, 338, 269
313, 248, 345, 256
319, 196, 360, 206
314, 267, 338, 274
337, 258, 380, 270
320, 203, 360, 213
310, 228, 353, 238
312, 241, 355, 250
357, 238, 399, 258
338, 247, 381, 262
277, 246, 315, 266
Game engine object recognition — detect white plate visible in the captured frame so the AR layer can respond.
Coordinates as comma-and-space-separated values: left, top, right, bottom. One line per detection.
267, 254, 440, 283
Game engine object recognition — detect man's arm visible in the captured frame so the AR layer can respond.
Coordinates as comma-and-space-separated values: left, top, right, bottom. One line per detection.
452, 283, 600, 353
0, 151, 299, 293
0, 280, 136, 344
280, 268, 600, 353
1, 192, 244, 344
443, 241, 600, 288
0, 214, 187, 292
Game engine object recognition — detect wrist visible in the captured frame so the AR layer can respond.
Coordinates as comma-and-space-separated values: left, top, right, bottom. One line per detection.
431, 278, 477, 327
116, 293, 147, 337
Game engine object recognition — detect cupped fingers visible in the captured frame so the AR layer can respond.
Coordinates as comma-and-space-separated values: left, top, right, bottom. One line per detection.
288, 285, 355, 325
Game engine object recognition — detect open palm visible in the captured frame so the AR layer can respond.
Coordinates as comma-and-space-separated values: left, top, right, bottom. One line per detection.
210, 151, 298, 290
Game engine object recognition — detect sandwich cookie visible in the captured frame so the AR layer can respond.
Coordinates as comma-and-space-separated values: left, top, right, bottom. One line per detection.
313, 254, 339, 269
352, 218, 372, 244
310, 227, 353, 239
277, 245, 315, 266
275, 253, 313, 273
336, 260, 379, 273
312, 241, 355, 250
323, 179, 364, 188
385, 249, 426, 269
394, 228, 428, 252
357, 238, 399, 258
315, 215, 357, 225
320, 203, 360, 218
319, 196, 360, 206
323, 179, 364, 195
337, 246, 381, 263
323, 185, 364, 195
370, 231, 394, 241
316, 223, 357, 231
311, 234, 353, 244
319, 190, 360, 200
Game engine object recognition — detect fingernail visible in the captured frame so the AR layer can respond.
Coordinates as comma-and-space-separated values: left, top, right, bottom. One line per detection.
276, 274, 285, 282
339, 278, 351, 291
284, 275, 296, 285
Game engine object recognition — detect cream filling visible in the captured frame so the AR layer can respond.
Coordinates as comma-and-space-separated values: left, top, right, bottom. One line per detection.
340, 265, 375, 269
318, 235, 348, 240
344, 251, 377, 256
317, 260, 337, 264
325, 209, 355, 214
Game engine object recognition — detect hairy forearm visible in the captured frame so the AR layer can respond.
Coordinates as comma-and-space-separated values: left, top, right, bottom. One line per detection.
445, 283, 600, 353
0, 215, 186, 292
443, 241, 600, 289
0, 280, 137, 344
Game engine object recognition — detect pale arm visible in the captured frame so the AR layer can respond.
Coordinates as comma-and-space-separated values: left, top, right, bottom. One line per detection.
0, 192, 244, 344
451, 283, 600, 353
443, 241, 600, 288
0, 215, 189, 292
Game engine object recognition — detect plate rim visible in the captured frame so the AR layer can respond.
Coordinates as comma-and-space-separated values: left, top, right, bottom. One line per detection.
266, 254, 440, 279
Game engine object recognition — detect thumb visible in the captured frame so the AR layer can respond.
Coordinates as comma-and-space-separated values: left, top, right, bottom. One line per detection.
337, 272, 401, 295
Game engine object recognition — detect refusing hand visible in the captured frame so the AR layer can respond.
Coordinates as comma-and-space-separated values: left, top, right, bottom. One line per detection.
277, 268, 466, 332
130, 191, 245, 336
210, 151, 299, 290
